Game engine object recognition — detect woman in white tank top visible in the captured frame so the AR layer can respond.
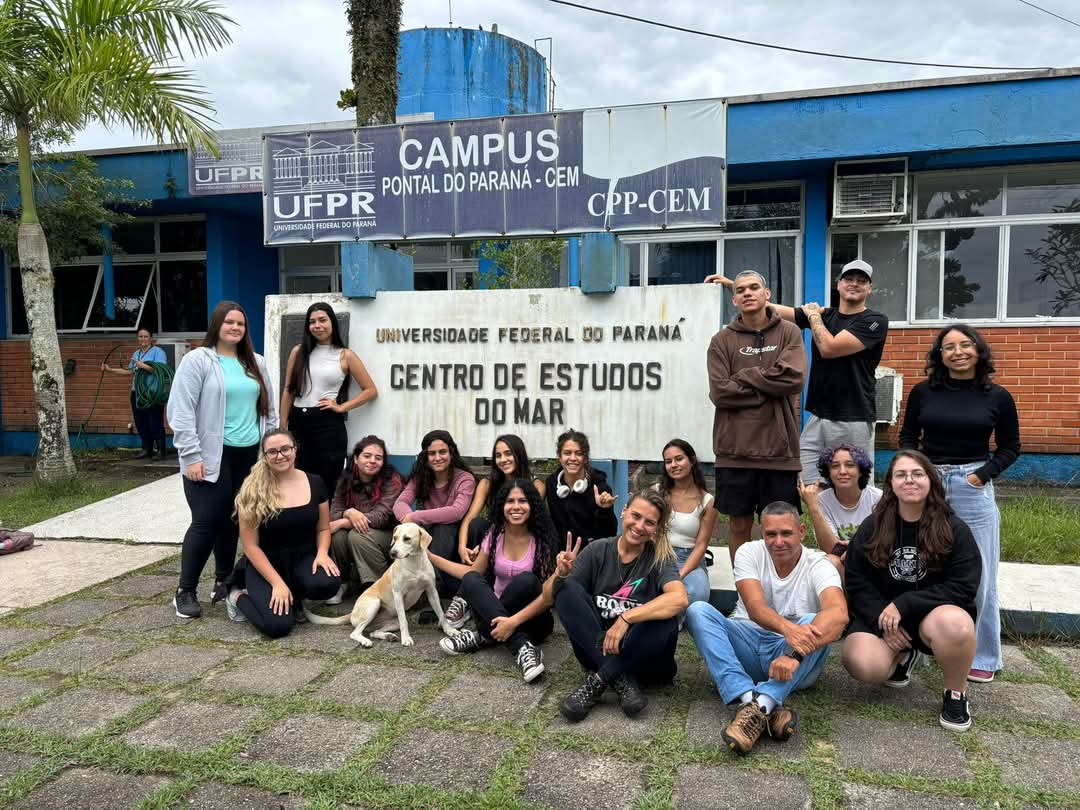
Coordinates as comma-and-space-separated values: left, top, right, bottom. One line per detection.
281, 302, 377, 494
654, 439, 718, 606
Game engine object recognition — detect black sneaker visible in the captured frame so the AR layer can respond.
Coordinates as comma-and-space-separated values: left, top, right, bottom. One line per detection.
439, 628, 487, 655
515, 642, 545, 683
940, 689, 972, 732
293, 602, 307, 623
172, 589, 201, 619
559, 672, 607, 723
884, 650, 921, 689
610, 673, 647, 717
209, 580, 229, 604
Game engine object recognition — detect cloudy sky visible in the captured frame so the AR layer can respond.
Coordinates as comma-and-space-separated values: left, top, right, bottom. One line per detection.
72, 0, 1080, 150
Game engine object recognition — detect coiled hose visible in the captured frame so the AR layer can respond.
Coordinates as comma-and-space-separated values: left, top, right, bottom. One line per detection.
73, 346, 174, 449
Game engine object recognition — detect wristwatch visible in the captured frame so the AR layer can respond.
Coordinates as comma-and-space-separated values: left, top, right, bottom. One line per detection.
784, 648, 805, 663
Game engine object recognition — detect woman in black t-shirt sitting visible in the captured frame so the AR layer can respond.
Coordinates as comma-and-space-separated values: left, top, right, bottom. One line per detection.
541, 489, 688, 723
226, 429, 342, 638
841, 450, 981, 733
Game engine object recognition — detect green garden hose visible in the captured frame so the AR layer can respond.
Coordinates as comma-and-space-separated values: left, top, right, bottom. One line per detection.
73, 346, 174, 450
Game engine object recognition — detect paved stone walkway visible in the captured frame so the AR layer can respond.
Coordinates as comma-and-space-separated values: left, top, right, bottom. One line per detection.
1, 556, 1078, 808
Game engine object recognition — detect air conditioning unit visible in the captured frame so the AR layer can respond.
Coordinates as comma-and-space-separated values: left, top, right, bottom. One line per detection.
833, 158, 908, 222
155, 339, 190, 371
875, 366, 903, 425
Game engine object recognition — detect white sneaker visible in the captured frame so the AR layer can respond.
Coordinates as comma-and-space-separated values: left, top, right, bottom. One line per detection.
225, 589, 247, 623
324, 583, 347, 606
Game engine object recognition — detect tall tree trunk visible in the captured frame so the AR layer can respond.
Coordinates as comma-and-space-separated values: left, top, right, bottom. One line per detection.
15, 122, 76, 482
347, 0, 402, 126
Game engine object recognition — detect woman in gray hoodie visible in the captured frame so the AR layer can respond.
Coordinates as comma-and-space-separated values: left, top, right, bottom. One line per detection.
166, 301, 277, 619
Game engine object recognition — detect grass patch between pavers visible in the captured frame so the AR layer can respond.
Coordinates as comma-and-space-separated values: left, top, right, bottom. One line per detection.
0, 477, 150, 529
1, 560, 1079, 809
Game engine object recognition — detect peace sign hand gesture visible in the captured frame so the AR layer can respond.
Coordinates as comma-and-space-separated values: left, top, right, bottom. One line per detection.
556, 532, 583, 578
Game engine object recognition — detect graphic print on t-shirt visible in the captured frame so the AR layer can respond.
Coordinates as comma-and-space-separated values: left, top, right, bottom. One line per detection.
596, 576, 646, 619
889, 546, 926, 583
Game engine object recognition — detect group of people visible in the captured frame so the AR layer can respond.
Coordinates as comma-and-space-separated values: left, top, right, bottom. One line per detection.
159, 256, 1019, 752
702, 260, 1019, 750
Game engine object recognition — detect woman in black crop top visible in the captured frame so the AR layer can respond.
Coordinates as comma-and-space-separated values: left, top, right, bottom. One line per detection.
899, 324, 1020, 684
226, 429, 342, 638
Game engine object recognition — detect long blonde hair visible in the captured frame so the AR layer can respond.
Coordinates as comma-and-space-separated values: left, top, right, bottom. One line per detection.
234, 429, 296, 527
625, 488, 677, 572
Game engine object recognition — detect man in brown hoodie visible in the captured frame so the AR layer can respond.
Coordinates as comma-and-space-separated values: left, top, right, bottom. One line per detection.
708, 270, 807, 564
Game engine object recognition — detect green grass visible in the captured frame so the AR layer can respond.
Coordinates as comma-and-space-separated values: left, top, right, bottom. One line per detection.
1000, 496, 1080, 565
0, 478, 147, 529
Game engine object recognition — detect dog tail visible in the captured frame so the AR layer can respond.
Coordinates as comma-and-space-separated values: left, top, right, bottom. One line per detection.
302, 610, 353, 626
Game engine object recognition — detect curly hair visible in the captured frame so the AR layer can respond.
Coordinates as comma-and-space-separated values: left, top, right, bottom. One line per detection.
408, 429, 474, 505
865, 450, 955, 573
484, 434, 535, 513
234, 428, 297, 527
556, 428, 592, 480
483, 478, 558, 582
924, 323, 996, 391
816, 443, 874, 490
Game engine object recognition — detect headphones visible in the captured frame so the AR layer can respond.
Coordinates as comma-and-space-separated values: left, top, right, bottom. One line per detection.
555, 470, 589, 499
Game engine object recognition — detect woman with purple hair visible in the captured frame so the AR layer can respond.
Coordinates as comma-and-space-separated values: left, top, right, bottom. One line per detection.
798, 443, 881, 574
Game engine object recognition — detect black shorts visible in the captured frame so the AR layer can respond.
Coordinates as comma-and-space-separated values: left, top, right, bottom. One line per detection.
713, 467, 800, 518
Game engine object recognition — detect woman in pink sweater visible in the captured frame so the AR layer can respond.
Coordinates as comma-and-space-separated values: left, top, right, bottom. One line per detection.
394, 429, 476, 595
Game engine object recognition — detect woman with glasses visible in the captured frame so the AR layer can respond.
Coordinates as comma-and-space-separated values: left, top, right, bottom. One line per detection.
167, 301, 277, 619
225, 429, 342, 638
842, 450, 981, 732
899, 324, 1020, 684
327, 436, 405, 603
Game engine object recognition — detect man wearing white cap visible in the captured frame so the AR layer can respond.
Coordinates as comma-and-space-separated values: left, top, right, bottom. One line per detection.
707, 259, 888, 483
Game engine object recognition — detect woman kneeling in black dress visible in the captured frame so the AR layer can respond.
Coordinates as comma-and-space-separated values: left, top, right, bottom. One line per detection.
227, 429, 342, 637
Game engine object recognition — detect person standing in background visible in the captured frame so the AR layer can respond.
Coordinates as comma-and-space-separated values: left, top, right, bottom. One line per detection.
101, 327, 169, 460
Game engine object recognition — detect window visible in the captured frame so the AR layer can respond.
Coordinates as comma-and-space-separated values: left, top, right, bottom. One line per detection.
1007, 223, 1080, 317
829, 162, 1080, 322
647, 242, 716, 286
279, 243, 341, 294
6, 217, 207, 335
726, 184, 801, 232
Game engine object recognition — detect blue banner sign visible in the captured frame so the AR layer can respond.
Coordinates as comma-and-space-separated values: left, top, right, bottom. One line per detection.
262, 99, 726, 244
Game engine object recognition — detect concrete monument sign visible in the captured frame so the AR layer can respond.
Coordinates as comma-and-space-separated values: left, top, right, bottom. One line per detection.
265, 285, 724, 459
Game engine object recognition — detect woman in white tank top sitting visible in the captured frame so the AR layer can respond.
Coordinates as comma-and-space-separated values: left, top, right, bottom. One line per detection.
653, 439, 717, 605
281, 302, 377, 495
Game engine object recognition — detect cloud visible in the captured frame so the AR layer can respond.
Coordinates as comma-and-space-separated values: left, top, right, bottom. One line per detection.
71, 0, 1080, 150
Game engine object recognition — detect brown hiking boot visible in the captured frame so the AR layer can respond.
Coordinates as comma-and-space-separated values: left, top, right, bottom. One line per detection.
767, 706, 798, 741
721, 702, 767, 755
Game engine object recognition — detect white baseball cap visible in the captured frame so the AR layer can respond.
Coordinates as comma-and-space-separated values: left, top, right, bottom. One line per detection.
839, 259, 873, 279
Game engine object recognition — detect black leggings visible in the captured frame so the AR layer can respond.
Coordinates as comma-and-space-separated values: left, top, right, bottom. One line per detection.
428, 522, 463, 597
131, 391, 165, 453
179, 443, 259, 591
461, 570, 553, 654
554, 577, 678, 685
236, 550, 341, 638
290, 406, 347, 495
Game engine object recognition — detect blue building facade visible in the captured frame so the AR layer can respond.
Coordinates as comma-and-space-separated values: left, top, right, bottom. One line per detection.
2, 46, 1078, 480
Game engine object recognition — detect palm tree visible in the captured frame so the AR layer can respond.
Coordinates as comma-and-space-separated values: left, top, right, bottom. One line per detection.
0, 0, 234, 482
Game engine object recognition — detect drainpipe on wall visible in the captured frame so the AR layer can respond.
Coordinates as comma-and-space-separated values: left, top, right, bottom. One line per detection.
102, 223, 115, 321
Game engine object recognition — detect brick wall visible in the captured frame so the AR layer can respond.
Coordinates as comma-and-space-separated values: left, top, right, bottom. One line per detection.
0, 338, 183, 434
877, 326, 1080, 455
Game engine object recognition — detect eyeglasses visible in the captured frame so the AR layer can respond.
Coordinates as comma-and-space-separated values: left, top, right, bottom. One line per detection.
265, 445, 295, 458
942, 340, 976, 351
892, 470, 928, 482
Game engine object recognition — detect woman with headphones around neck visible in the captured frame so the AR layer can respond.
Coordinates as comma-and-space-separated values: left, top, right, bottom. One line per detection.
544, 429, 618, 548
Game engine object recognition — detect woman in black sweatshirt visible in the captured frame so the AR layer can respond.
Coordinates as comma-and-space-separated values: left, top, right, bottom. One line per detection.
544, 429, 618, 547
899, 324, 1020, 684
842, 449, 981, 733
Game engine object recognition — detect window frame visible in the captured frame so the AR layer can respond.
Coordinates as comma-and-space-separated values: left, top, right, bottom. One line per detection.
5, 214, 208, 338
828, 162, 1080, 326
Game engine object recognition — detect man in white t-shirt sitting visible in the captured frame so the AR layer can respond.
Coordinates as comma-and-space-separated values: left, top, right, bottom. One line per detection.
686, 501, 848, 755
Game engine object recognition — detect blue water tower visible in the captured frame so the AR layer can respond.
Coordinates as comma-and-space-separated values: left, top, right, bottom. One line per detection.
397, 26, 549, 119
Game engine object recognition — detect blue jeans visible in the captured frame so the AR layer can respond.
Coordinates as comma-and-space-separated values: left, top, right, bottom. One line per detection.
675, 546, 710, 605
938, 462, 1001, 672
686, 602, 830, 707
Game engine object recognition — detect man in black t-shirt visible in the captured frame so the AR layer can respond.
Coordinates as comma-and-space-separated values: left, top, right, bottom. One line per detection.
707, 259, 888, 483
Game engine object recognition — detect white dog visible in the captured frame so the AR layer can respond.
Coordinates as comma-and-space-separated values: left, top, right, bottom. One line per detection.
305, 523, 459, 647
